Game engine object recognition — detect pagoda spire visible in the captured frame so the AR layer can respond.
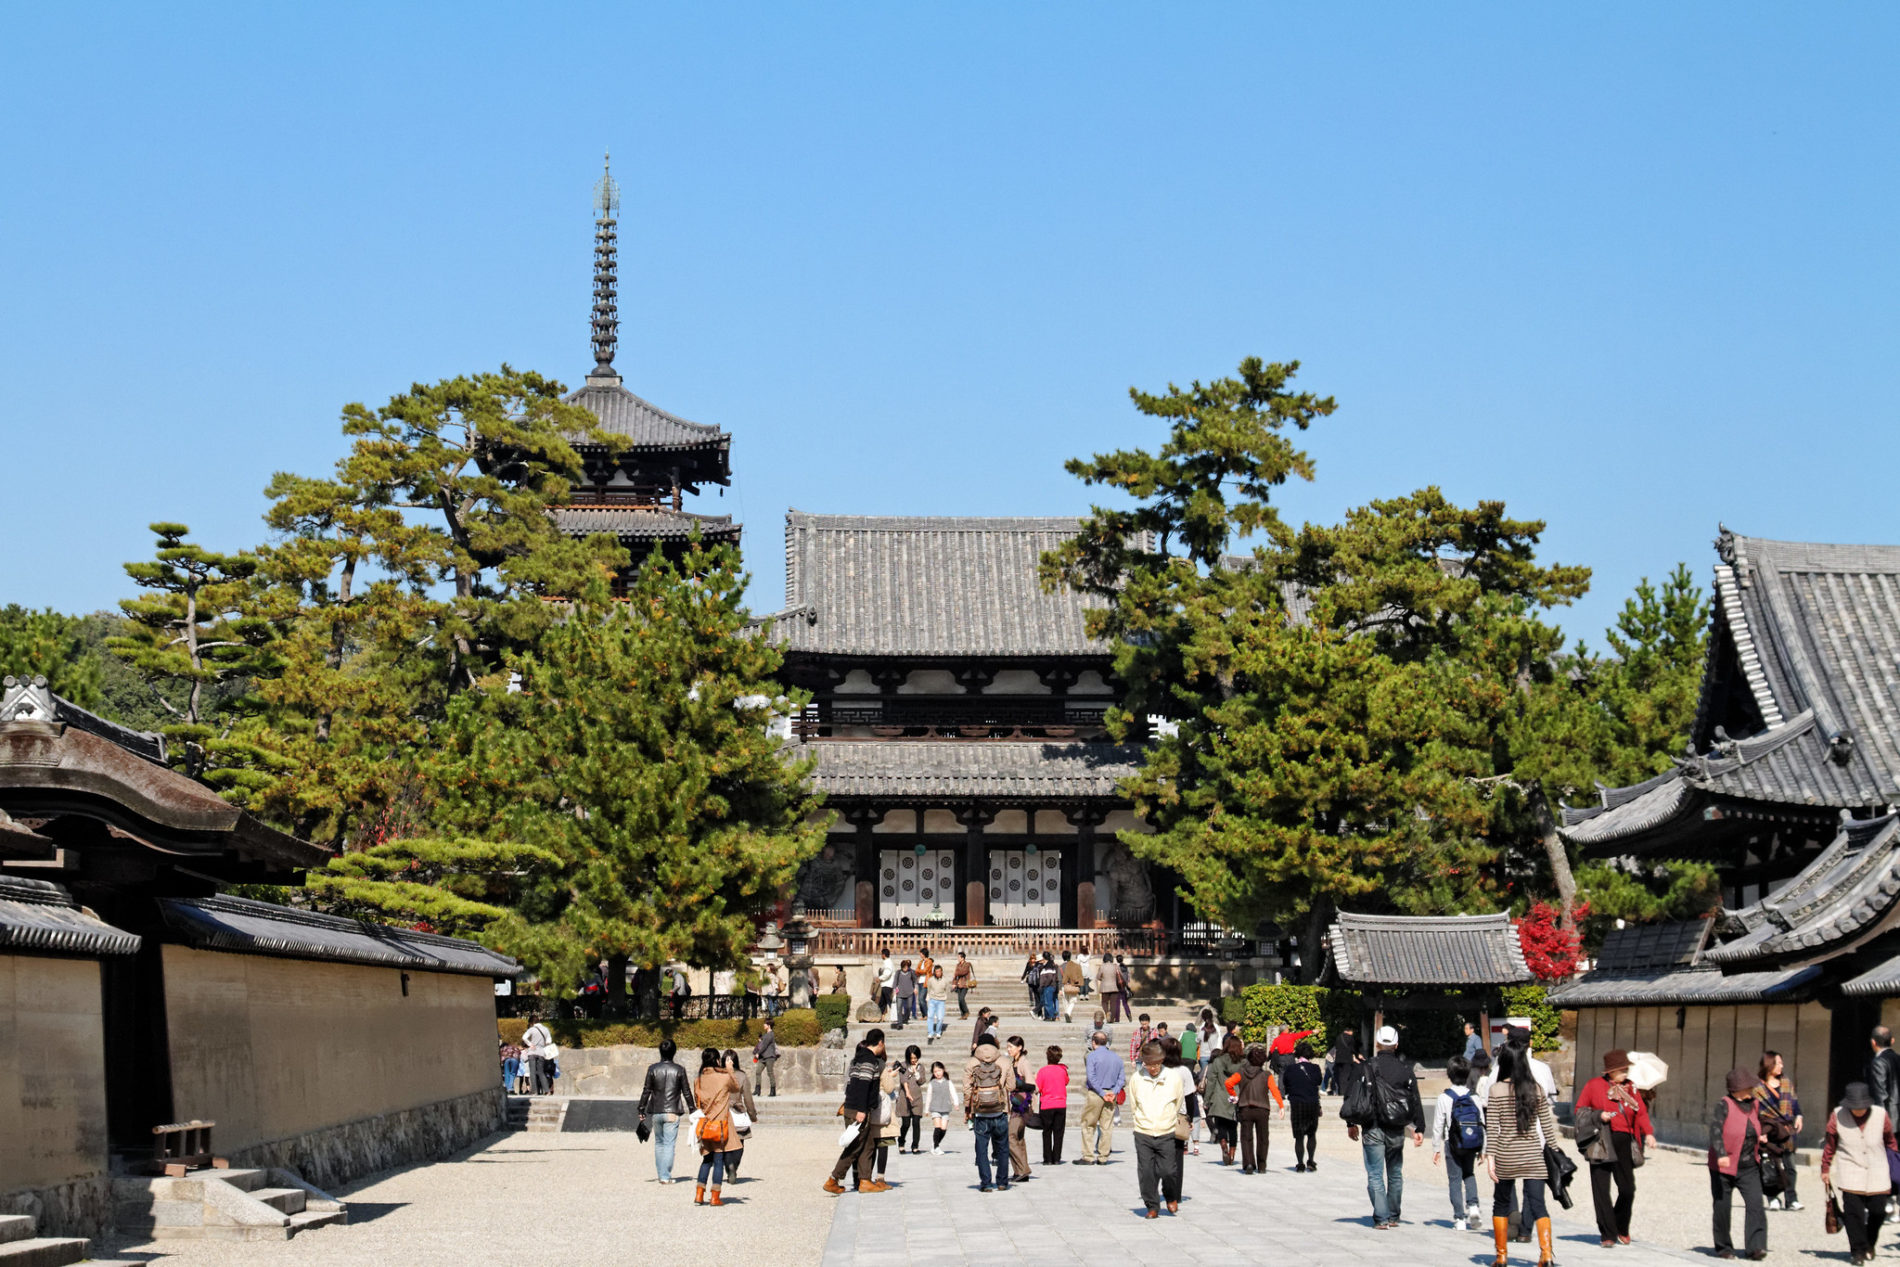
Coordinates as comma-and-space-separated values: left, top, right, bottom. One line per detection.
589, 151, 621, 384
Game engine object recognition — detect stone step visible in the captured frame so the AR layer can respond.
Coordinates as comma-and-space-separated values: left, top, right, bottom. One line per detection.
0, 1219, 31, 1246
210, 1167, 267, 1193
0, 1238, 91, 1267
251, 1187, 308, 1216
287, 1209, 347, 1237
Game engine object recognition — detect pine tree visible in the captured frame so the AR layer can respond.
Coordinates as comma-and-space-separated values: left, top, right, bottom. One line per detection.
0, 605, 104, 708
426, 540, 828, 987
108, 523, 280, 791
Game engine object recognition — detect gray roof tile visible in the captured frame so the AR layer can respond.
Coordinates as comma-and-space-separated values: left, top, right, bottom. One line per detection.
0, 876, 141, 957
159, 895, 521, 978
1547, 963, 1820, 1007
565, 380, 729, 452
552, 505, 740, 543
1703, 813, 1900, 967
1325, 912, 1533, 987
766, 512, 1110, 657
802, 740, 1138, 801
1591, 919, 1711, 973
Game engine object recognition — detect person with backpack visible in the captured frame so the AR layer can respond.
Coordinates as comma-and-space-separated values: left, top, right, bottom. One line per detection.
964, 1036, 1013, 1191
1432, 1055, 1487, 1230
1284, 1039, 1324, 1172
1575, 1049, 1657, 1247
1232, 1044, 1283, 1174
1344, 1025, 1425, 1230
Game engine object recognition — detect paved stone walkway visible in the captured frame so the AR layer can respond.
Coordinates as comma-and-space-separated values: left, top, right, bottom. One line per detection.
820, 1121, 1706, 1267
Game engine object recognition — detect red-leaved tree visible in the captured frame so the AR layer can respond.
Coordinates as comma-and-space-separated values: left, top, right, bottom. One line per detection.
1517, 901, 1586, 980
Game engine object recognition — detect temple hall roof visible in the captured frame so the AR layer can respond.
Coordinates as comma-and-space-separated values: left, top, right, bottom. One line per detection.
801, 740, 1138, 801
761, 512, 1111, 658
1547, 917, 1822, 1008
1325, 912, 1533, 987
1704, 813, 1900, 968
1696, 532, 1900, 803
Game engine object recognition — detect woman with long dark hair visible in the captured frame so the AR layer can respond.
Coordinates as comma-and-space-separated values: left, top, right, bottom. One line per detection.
1756, 1051, 1803, 1210
691, 1047, 743, 1206
719, 1049, 756, 1181
1482, 1045, 1561, 1267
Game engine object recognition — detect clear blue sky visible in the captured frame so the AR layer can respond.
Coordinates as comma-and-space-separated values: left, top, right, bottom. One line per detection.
5, 4, 1897, 648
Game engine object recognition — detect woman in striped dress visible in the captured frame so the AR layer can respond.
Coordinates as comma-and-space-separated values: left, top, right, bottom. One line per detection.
1482, 1045, 1562, 1267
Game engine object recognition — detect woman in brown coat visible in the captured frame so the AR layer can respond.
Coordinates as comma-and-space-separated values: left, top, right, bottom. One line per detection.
720, 1049, 758, 1181
692, 1047, 744, 1206
1482, 1045, 1563, 1267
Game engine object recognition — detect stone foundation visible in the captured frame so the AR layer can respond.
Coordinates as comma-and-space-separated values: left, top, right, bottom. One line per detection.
221, 1086, 505, 1193
0, 1174, 112, 1241
557, 1045, 847, 1097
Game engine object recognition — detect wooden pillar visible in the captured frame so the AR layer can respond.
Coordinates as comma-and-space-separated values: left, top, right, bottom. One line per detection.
957, 806, 995, 928
847, 807, 881, 928
1070, 808, 1106, 929
1480, 1004, 1493, 1054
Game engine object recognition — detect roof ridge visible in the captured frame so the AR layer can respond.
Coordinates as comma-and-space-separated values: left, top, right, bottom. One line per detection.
784, 512, 1087, 532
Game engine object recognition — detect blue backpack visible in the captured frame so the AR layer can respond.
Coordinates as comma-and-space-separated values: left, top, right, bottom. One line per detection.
1449, 1088, 1484, 1151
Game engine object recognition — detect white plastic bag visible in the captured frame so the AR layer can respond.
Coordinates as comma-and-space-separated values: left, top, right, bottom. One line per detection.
837, 1120, 861, 1149
732, 1108, 753, 1136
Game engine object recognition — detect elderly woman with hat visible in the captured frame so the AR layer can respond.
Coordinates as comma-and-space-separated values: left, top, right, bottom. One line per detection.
1710, 1066, 1769, 1260
1574, 1049, 1657, 1247
1820, 1081, 1895, 1265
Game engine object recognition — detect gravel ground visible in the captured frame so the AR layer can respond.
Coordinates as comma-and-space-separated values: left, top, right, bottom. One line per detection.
103, 1128, 841, 1267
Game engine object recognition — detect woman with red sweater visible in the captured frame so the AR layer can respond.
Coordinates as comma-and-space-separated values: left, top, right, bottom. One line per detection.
1575, 1050, 1657, 1248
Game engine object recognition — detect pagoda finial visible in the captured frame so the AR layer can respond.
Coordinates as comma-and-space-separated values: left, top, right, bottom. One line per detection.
589, 151, 621, 383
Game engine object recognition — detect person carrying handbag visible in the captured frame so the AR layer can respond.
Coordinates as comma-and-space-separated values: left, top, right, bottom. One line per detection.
1756, 1051, 1804, 1210
690, 1048, 743, 1207
1482, 1044, 1562, 1267
1821, 1081, 1895, 1265
1575, 1049, 1657, 1247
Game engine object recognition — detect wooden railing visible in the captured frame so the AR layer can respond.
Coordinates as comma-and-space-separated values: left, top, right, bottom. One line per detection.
811, 925, 1166, 958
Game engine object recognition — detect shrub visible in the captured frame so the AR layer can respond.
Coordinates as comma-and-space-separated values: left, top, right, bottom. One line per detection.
1239, 984, 1339, 1048
1499, 984, 1562, 1052
1219, 995, 1247, 1025
814, 994, 851, 1033
498, 1008, 822, 1049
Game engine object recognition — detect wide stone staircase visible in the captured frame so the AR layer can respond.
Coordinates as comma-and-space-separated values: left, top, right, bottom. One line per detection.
112, 1167, 347, 1243
0, 1213, 89, 1267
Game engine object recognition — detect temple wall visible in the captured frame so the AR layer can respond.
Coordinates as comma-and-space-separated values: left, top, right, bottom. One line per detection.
0, 953, 110, 1232
1574, 1001, 1829, 1149
162, 946, 497, 1156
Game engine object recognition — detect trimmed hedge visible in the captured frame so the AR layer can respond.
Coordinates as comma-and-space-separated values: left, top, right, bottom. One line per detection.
814, 994, 851, 1033
1220, 996, 1247, 1026
1238, 983, 1339, 1050
1500, 984, 1562, 1052
499, 1007, 822, 1049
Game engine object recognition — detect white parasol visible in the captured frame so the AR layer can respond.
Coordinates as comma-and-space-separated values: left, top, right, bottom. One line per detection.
1625, 1050, 1669, 1090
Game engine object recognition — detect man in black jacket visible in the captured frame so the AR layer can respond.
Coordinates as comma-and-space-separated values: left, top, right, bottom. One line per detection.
825, 1029, 888, 1194
1866, 1027, 1900, 1127
1344, 1026, 1425, 1229
637, 1038, 697, 1185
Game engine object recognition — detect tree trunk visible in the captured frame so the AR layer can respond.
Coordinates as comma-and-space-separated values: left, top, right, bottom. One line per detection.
1529, 785, 1579, 930
1302, 895, 1334, 986
606, 954, 629, 1018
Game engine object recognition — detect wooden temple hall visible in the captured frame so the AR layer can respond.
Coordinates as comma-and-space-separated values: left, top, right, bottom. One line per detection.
0, 677, 517, 1241
754, 513, 1171, 954
1552, 531, 1900, 1146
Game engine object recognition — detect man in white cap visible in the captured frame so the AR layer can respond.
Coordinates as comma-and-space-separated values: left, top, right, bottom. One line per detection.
1345, 1025, 1425, 1229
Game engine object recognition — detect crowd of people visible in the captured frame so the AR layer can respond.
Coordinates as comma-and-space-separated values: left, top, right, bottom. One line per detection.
585, 988, 1900, 1262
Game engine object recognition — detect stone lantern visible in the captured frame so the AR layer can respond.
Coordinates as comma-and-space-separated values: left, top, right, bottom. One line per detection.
782, 909, 815, 1008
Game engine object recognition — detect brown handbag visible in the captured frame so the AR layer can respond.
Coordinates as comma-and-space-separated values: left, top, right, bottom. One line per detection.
1826, 1192, 1843, 1236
